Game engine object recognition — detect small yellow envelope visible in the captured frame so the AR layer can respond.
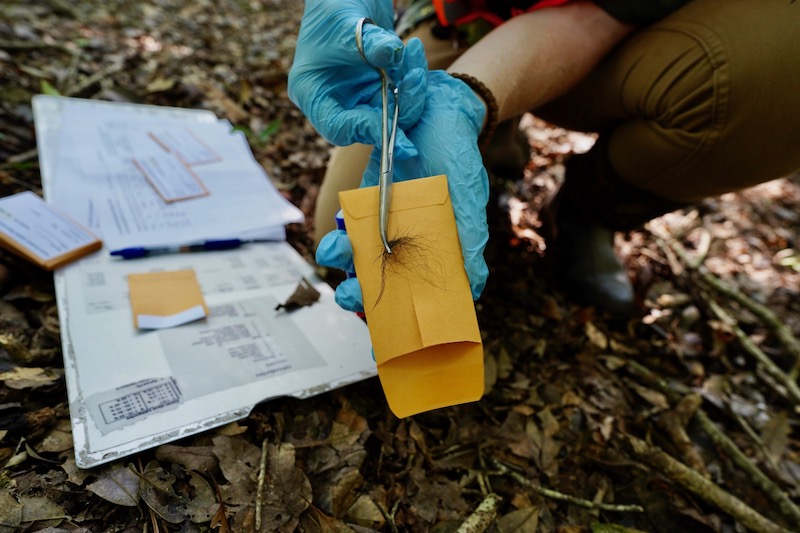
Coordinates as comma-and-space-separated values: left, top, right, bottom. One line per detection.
339, 174, 483, 418
128, 269, 208, 329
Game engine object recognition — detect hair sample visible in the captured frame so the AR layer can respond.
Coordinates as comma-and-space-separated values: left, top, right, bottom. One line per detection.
371, 230, 449, 310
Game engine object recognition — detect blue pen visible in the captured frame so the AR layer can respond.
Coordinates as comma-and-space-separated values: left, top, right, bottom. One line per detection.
110, 239, 256, 259
335, 210, 357, 279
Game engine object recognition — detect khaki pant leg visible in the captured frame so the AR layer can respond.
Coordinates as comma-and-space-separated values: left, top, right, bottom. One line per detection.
313, 20, 466, 244
537, 0, 800, 203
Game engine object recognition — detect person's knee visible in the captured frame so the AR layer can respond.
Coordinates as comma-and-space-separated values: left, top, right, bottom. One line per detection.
618, 26, 728, 150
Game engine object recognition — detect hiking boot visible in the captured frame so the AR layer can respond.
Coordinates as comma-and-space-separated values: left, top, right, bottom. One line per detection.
544, 188, 636, 318
544, 136, 688, 317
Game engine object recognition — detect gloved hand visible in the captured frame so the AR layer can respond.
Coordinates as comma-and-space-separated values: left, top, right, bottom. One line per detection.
288, 0, 428, 160
317, 70, 490, 312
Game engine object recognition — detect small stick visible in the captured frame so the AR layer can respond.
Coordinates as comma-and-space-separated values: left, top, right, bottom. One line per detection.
490, 458, 644, 513
456, 493, 501, 533
705, 296, 800, 405
6, 148, 38, 164
625, 360, 800, 526
65, 61, 124, 96
666, 236, 800, 373
655, 393, 707, 475
255, 438, 268, 531
623, 435, 784, 533
730, 410, 784, 479
0, 40, 75, 55
375, 500, 400, 533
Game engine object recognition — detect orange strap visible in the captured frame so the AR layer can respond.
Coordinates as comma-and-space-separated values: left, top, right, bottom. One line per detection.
433, 0, 574, 28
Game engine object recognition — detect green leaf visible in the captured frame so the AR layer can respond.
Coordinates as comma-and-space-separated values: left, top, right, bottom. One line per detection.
40, 80, 61, 96
257, 119, 282, 143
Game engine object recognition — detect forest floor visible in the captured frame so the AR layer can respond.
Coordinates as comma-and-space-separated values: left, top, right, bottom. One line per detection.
1, 1, 800, 532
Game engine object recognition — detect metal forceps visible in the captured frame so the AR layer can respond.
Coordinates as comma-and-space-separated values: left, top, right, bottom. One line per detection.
355, 17, 399, 254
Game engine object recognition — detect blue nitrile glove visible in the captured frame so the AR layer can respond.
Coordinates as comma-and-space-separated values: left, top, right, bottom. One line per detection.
316, 229, 365, 313
364, 70, 490, 299
316, 70, 490, 312
288, 0, 428, 159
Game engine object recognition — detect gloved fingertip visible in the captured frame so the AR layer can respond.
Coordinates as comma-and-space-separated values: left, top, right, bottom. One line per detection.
362, 26, 404, 68
402, 37, 428, 71
397, 69, 426, 129
471, 280, 486, 301
335, 278, 365, 313
316, 229, 353, 270
392, 131, 418, 160
467, 258, 489, 300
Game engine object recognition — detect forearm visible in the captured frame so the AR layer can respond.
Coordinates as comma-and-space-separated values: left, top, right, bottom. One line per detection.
447, 2, 635, 124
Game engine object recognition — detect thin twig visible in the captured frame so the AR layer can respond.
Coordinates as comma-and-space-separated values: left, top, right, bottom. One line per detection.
255, 438, 268, 531
667, 236, 800, 374
148, 506, 161, 533
6, 148, 38, 165
65, 61, 124, 96
705, 296, 800, 405
655, 393, 708, 475
623, 435, 784, 533
456, 493, 501, 533
489, 458, 644, 513
625, 360, 800, 526
375, 500, 400, 533
0, 40, 75, 55
699, 269, 800, 379
477, 446, 493, 497
730, 410, 784, 478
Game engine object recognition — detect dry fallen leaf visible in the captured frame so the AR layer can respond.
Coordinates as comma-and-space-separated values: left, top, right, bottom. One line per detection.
185, 471, 217, 523
19, 495, 67, 523
0, 367, 61, 389
215, 421, 248, 436
0, 492, 23, 529
37, 418, 73, 453
155, 444, 218, 473
86, 463, 140, 507
345, 495, 385, 529
212, 435, 260, 505
275, 277, 321, 312
60, 453, 90, 487
140, 460, 186, 524
261, 443, 313, 532
585, 322, 608, 350
496, 507, 539, 533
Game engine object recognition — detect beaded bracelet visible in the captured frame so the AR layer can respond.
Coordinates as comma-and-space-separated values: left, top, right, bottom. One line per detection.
449, 72, 500, 149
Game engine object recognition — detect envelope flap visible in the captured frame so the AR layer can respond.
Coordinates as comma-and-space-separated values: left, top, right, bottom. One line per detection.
378, 341, 484, 418
413, 283, 482, 347
339, 174, 449, 220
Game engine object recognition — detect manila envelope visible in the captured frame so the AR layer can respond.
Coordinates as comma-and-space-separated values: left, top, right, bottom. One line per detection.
128, 269, 208, 329
338, 174, 483, 418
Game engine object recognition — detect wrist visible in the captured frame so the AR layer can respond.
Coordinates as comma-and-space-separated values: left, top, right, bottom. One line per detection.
448, 72, 499, 149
